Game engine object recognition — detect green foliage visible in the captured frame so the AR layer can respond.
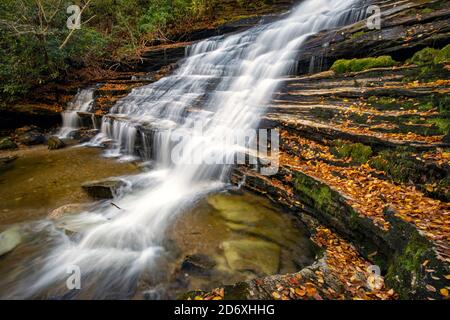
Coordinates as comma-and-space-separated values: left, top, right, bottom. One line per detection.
139, 0, 196, 34
0, 0, 108, 100
0, 0, 282, 101
331, 140, 373, 164
331, 56, 397, 74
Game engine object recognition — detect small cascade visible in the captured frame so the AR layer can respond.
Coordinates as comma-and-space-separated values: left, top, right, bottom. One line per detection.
57, 88, 95, 138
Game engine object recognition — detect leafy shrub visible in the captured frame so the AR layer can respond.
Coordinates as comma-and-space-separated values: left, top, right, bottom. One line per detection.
331, 56, 397, 74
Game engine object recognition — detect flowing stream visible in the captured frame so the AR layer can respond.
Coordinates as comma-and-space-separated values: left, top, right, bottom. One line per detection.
3, 0, 363, 299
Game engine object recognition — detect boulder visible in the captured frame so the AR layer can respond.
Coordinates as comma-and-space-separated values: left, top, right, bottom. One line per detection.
181, 254, 216, 276
15, 126, 45, 145
0, 226, 22, 257
81, 178, 127, 199
47, 136, 66, 150
0, 137, 17, 150
222, 239, 280, 276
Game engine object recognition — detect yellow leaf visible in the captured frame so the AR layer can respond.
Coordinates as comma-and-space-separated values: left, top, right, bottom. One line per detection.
272, 292, 281, 299
306, 287, 317, 297
440, 288, 448, 297
295, 288, 306, 297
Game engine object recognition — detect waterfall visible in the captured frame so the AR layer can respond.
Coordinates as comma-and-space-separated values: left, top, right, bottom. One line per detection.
9, 0, 361, 299
58, 88, 95, 139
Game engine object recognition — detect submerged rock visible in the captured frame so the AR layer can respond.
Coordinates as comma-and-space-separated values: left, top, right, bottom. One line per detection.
48, 203, 92, 219
181, 254, 216, 276
82, 178, 127, 199
207, 194, 265, 224
0, 155, 18, 165
47, 136, 66, 150
222, 239, 280, 276
0, 137, 17, 150
0, 226, 22, 257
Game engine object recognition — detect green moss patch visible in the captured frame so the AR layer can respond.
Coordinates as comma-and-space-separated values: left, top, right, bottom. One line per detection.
331, 140, 373, 164
410, 45, 450, 66
385, 231, 445, 300
331, 56, 397, 74
405, 45, 450, 82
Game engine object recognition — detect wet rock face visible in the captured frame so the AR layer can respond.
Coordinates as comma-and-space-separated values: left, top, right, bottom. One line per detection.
295, 0, 450, 74
81, 178, 128, 199
0, 137, 17, 150
47, 136, 66, 150
72, 129, 99, 143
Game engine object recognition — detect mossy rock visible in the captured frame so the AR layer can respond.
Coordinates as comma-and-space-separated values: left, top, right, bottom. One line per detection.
409, 45, 450, 66
48, 136, 66, 150
369, 147, 446, 185
331, 140, 373, 164
385, 230, 448, 300
331, 56, 397, 74
0, 137, 18, 150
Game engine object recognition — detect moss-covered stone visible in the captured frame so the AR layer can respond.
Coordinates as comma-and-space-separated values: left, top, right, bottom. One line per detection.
385, 231, 447, 300
331, 140, 373, 164
410, 45, 450, 66
369, 147, 445, 185
331, 56, 397, 74
405, 45, 450, 82
0, 137, 18, 150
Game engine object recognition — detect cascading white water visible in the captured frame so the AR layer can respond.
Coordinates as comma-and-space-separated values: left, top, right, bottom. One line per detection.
8, 0, 362, 298
58, 88, 95, 139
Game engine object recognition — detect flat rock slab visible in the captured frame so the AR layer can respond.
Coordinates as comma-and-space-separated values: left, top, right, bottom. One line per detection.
0, 227, 22, 257
223, 239, 280, 276
0, 155, 18, 165
82, 178, 127, 199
